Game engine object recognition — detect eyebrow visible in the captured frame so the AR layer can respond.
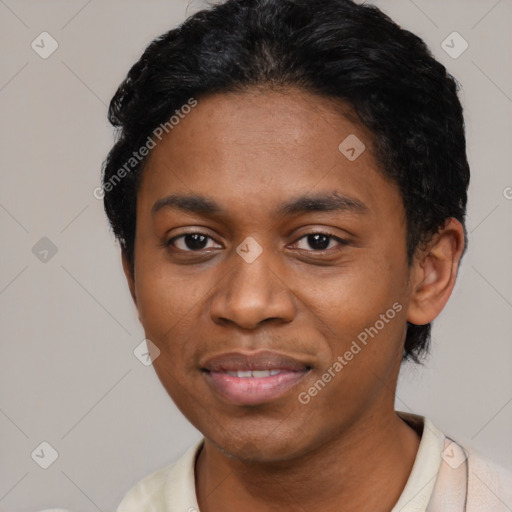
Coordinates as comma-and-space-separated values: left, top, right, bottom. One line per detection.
151, 192, 369, 217
277, 192, 368, 216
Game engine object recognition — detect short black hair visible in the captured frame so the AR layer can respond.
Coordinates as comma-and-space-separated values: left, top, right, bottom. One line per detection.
101, 0, 470, 363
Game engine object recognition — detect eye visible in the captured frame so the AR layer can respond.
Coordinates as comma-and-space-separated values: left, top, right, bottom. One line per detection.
292, 232, 348, 252
167, 232, 222, 252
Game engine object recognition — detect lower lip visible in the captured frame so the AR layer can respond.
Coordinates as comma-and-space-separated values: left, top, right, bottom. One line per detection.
204, 370, 309, 405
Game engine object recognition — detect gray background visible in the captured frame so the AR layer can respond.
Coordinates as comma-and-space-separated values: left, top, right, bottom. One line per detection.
0, 0, 511, 510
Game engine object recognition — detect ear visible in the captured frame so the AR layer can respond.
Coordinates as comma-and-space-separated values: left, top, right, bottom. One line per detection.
121, 250, 138, 308
406, 218, 465, 326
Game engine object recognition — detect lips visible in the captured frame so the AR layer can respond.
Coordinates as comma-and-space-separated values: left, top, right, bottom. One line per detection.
201, 350, 311, 405
202, 350, 310, 373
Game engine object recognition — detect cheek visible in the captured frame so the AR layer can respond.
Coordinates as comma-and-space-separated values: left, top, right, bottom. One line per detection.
296, 259, 405, 327
134, 255, 207, 337
292, 258, 408, 379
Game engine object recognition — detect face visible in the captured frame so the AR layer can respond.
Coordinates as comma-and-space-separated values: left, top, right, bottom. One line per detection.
126, 88, 416, 462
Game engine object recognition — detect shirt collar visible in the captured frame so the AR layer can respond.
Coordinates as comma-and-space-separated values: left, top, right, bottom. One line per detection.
391, 412, 445, 512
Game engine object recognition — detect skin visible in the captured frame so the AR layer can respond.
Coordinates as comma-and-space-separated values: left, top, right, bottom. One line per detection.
122, 87, 465, 511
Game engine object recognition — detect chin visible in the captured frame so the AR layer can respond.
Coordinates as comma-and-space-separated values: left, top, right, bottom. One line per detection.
204, 422, 316, 465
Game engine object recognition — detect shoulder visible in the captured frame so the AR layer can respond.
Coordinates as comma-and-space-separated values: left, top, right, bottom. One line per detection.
465, 446, 512, 511
116, 439, 204, 512
396, 412, 511, 511
116, 462, 175, 511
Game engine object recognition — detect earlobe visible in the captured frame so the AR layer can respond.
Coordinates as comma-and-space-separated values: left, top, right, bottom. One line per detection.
406, 218, 465, 326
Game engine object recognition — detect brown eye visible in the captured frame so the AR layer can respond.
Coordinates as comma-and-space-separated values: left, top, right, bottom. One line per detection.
167, 233, 221, 252
293, 232, 348, 251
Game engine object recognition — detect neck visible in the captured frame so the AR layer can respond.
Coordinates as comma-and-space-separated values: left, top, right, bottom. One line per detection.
195, 408, 421, 512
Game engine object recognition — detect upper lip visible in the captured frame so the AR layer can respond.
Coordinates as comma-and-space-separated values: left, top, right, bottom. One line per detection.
201, 350, 311, 372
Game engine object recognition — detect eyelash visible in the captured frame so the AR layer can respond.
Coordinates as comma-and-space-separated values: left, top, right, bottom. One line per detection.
165, 231, 348, 253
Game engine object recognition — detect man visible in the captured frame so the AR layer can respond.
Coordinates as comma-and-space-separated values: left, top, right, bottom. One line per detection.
101, 0, 511, 510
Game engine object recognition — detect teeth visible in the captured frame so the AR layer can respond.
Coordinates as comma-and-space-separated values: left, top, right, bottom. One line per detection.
252, 370, 271, 378
225, 370, 283, 378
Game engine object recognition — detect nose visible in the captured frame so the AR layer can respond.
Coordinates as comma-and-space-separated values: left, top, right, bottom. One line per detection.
209, 249, 296, 330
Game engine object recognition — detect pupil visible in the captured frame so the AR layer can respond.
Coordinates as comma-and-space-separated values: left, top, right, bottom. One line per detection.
308, 233, 330, 250
186, 234, 207, 250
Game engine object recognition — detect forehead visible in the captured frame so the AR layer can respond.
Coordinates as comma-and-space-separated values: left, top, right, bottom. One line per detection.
138, 88, 401, 221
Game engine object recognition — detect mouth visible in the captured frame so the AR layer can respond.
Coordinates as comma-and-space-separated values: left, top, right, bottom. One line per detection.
201, 350, 312, 406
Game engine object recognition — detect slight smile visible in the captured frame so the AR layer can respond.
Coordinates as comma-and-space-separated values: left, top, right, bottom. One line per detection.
201, 350, 312, 406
